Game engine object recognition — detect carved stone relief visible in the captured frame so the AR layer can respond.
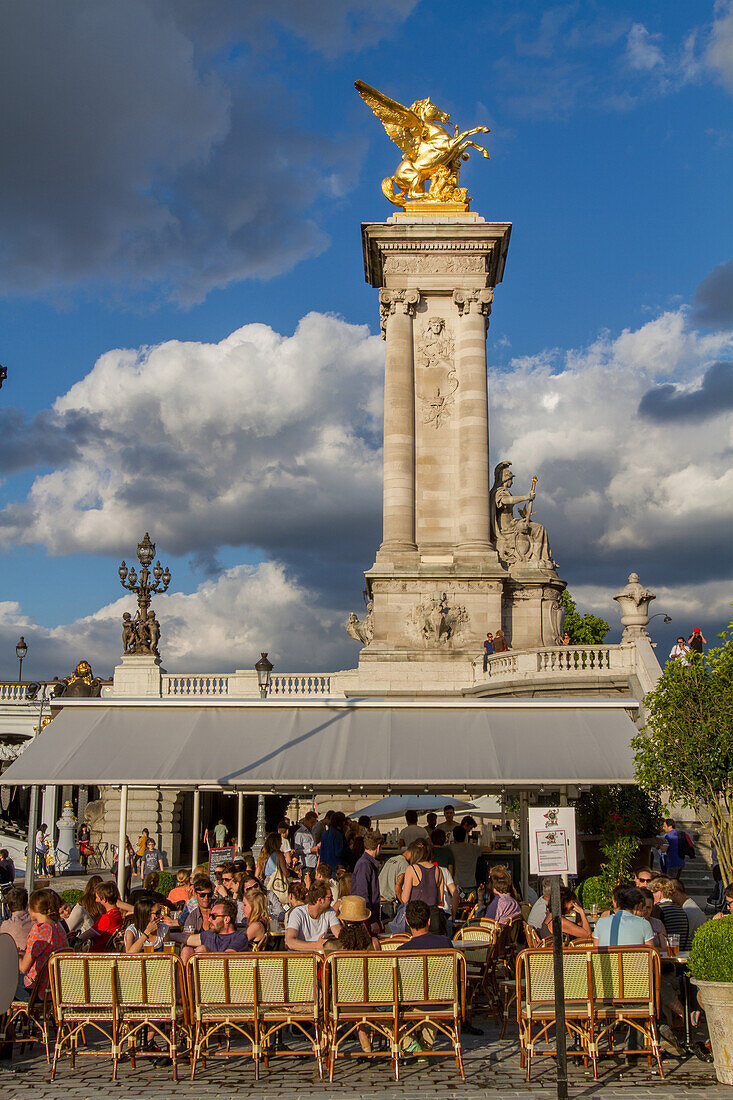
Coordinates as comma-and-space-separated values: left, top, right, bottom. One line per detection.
408, 592, 469, 648
416, 317, 457, 429
384, 254, 486, 275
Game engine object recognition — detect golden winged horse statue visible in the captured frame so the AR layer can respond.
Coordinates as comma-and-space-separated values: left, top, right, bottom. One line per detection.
355, 80, 490, 208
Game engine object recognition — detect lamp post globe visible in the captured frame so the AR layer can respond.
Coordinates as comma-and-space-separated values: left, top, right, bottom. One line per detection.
255, 652, 274, 700
15, 636, 28, 683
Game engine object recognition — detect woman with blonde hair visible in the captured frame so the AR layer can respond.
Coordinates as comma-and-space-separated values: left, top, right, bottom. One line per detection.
241, 887, 270, 944
333, 872, 352, 915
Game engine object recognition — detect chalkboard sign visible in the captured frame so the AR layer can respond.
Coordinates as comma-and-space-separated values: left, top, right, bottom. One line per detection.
208, 846, 235, 875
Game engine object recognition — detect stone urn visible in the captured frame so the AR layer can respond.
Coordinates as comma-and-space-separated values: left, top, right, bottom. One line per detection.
613, 572, 655, 641
691, 980, 733, 1083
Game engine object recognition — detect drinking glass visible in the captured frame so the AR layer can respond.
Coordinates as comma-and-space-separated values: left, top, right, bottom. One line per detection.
668, 933, 680, 957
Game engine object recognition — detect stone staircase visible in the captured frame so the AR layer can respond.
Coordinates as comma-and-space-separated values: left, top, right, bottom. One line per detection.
682, 827, 715, 905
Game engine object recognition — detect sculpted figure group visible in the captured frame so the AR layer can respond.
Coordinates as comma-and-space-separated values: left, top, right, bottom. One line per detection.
122, 609, 161, 657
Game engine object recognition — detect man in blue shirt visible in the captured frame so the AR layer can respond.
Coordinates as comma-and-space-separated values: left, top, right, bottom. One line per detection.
351, 830, 382, 929
482, 633, 494, 672
661, 817, 685, 879
593, 887, 655, 947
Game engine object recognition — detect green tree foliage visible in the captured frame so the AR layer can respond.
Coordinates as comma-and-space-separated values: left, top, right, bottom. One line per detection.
560, 589, 609, 645
633, 623, 733, 885
576, 785, 663, 842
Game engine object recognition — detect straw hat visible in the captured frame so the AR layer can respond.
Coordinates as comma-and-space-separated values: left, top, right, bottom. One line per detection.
338, 895, 369, 922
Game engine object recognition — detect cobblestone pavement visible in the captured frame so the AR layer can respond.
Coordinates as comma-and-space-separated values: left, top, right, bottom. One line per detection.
3, 1021, 732, 1100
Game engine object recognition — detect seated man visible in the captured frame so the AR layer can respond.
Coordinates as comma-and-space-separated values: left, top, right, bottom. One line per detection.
593, 886, 655, 947
650, 876, 690, 948
527, 879, 553, 930
285, 881, 341, 951
397, 900, 482, 1045
177, 874, 216, 933
170, 897, 249, 959
397, 899, 452, 951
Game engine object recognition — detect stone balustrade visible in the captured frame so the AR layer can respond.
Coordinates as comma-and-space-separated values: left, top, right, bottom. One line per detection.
0, 681, 57, 703
163, 674, 230, 696
469, 641, 661, 699
271, 674, 332, 697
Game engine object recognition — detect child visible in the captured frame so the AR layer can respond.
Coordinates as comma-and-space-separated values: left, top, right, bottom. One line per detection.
17, 888, 68, 1001
78, 881, 122, 951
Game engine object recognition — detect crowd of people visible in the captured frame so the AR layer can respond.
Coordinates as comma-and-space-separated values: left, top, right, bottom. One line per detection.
1, 803, 728, 1065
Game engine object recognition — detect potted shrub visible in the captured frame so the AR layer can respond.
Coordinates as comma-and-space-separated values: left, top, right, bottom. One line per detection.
688, 916, 733, 1083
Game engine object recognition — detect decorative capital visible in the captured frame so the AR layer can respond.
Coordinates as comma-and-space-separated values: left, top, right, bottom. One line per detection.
379, 288, 421, 337
452, 288, 494, 319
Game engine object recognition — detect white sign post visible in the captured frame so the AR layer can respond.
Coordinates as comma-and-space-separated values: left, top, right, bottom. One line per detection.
527, 806, 578, 1100
528, 806, 578, 877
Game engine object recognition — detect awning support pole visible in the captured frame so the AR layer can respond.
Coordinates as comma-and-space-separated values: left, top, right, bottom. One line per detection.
116, 784, 128, 900
237, 791, 244, 854
25, 785, 40, 891
520, 791, 529, 902
191, 789, 201, 875
559, 786, 569, 887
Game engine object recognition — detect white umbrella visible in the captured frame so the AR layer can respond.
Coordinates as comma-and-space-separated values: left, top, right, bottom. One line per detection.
348, 794, 476, 819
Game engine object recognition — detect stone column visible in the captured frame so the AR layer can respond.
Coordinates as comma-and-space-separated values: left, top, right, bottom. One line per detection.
376, 288, 420, 559
453, 288, 493, 556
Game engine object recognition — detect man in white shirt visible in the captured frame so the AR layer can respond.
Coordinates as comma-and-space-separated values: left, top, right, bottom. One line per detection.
668, 637, 690, 665
285, 881, 341, 951
398, 810, 428, 848
438, 805, 457, 840
378, 851, 409, 921
527, 879, 553, 930
294, 812, 319, 883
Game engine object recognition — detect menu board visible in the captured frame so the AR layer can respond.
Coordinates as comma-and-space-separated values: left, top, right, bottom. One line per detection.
208, 846, 235, 875
528, 807, 577, 876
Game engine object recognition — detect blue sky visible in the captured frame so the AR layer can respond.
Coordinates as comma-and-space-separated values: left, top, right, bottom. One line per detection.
0, 0, 731, 678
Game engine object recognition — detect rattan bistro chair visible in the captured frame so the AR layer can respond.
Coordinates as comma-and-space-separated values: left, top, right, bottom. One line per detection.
588, 946, 663, 1078
324, 950, 465, 1083
188, 952, 322, 1080
48, 952, 187, 1081
0, 960, 54, 1062
453, 925, 497, 1013
517, 947, 593, 1081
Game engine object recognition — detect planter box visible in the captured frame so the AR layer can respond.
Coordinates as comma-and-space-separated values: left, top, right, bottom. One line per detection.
692, 979, 733, 1084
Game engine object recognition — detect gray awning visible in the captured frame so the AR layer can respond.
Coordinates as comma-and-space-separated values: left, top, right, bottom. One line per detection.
0, 699, 639, 791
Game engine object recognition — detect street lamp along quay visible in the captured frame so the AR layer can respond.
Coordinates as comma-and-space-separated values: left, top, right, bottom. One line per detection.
253, 652, 274, 854
15, 636, 28, 683
255, 652, 273, 700
118, 533, 171, 656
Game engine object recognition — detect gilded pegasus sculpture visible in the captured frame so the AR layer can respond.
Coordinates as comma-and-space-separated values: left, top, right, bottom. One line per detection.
355, 80, 490, 208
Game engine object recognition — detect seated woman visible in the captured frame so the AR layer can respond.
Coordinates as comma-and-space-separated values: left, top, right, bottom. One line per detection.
333, 872, 352, 916
129, 871, 170, 909
17, 888, 69, 1002
167, 870, 193, 910
65, 875, 104, 941
539, 886, 592, 942
481, 867, 522, 924
124, 896, 170, 953
241, 887, 270, 945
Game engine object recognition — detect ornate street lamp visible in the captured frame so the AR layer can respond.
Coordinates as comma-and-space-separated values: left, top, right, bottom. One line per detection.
648, 613, 673, 624
255, 652, 274, 700
16, 636, 28, 683
118, 533, 171, 657
253, 652, 274, 855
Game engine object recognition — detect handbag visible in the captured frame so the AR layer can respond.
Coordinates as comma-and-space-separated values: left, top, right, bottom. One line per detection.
265, 868, 289, 905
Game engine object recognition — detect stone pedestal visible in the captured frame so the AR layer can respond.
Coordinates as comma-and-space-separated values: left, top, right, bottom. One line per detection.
350, 211, 564, 666
55, 801, 83, 874
111, 654, 163, 697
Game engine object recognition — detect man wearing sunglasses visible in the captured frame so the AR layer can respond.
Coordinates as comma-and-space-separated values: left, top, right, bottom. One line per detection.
168, 898, 249, 961
177, 874, 215, 934
634, 869, 655, 889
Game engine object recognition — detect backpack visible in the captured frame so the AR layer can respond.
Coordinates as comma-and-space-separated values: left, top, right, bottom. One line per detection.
678, 832, 695, 859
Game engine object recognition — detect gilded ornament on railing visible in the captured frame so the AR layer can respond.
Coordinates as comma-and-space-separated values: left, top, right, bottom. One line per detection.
355, 80, 490, 210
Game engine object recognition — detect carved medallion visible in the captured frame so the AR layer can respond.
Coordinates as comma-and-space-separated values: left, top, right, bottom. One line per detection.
416, 317, 457, 429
